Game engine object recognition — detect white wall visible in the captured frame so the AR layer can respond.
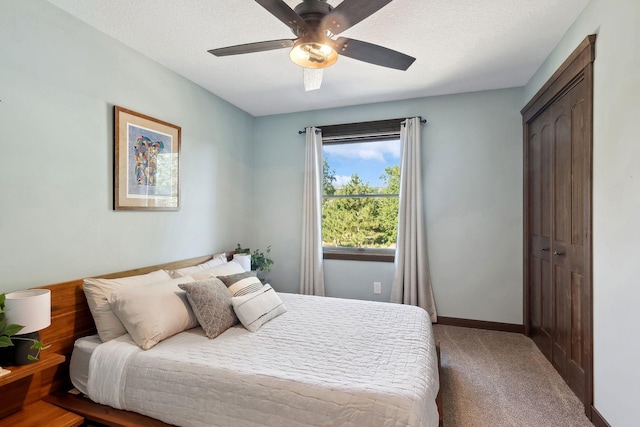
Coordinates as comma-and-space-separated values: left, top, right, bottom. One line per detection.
525, 0, 640, 424
0, 1, 254, 292
253, 88, 524, 324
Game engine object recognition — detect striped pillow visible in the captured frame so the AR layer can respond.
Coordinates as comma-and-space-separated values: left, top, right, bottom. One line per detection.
218, 271, 263, 296
231, 285, 286, 332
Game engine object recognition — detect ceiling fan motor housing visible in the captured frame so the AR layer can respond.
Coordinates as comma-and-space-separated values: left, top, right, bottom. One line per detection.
293, 0, 333, 35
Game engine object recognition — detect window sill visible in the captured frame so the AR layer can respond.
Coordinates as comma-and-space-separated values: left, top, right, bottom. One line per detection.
322, 250, 395, 263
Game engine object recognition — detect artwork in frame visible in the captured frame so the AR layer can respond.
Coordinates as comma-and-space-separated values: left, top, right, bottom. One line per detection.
114, 106, 180, 210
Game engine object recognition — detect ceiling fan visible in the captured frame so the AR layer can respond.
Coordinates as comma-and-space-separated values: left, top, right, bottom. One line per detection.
208, 0, 415, 91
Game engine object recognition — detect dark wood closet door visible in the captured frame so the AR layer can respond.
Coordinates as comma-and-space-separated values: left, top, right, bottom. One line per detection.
549, 80, 590, 402
523, 35, 594, 417
528, 109, 553, 360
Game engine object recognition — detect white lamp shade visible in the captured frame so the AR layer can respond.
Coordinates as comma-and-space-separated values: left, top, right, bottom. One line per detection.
233, 253, 251, 272
4, 289, 51, 335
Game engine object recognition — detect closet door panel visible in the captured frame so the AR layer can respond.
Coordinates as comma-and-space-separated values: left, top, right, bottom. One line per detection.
551, 79, 590, 401
528, 113, 552, 359
539, 122, 553, 350
569, 272, 586, 400
571, 100, 586, 249
566, 85, 589, 401
553, 263, 569, 376
552, 107, 571, 375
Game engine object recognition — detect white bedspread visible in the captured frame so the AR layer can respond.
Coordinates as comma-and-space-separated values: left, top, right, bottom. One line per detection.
88, 293, 439, 427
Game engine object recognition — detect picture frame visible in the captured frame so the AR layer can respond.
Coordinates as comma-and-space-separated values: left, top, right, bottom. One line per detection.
114, 106, 180, 210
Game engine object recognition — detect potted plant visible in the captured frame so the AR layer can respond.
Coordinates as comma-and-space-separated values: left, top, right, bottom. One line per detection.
251, 245, 274, 275
235, 244, 274, 277
0, 293, 47, 364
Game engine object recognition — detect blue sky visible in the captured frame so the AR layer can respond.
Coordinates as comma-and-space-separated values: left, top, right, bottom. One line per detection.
323, 139, 400, 188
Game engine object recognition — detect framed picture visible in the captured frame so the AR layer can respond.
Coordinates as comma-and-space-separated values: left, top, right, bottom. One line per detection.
114, 106, 180, 210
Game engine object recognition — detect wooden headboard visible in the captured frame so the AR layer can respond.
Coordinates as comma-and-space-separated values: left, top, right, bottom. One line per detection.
34, 252, 233, 393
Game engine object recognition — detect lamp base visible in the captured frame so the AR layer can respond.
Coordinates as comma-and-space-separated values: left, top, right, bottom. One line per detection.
12, 331, 41, 365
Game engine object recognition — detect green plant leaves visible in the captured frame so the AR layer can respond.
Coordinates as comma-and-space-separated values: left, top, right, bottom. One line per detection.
237, 244, 274, 273
4, 323, 24, 336
251, 246, 274, 272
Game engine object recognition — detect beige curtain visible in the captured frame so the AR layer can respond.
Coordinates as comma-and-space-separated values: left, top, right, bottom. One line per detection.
390, 117, 437, 321
299, 127, 325, 296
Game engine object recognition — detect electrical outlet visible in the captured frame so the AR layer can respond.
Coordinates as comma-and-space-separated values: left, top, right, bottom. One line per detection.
373, 281, 382, 294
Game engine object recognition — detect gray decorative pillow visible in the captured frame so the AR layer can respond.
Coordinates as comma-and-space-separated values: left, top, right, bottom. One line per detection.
217, 271, 264, 296
179, 278, 238, 339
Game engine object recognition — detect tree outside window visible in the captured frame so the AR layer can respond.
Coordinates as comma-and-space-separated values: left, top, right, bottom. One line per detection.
321, 139, 400, 253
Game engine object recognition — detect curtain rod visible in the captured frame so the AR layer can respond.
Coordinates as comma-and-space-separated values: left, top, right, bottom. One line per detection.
298, 128, 322, 135
298, 117, 427, 134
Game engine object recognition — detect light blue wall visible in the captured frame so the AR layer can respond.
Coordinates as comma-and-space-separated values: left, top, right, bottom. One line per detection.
4, 0, 633, 424
525, 0, 640, 424
253, 88, 524, 324
0, 1, 254, 292
3, 0, 523, 337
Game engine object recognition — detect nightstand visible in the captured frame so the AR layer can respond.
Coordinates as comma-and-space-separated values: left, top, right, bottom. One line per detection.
0, 400, 83, 427
0, 353, 83, 426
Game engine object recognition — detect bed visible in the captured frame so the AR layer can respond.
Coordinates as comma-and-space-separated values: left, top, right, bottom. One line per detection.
38, 252, 442, 427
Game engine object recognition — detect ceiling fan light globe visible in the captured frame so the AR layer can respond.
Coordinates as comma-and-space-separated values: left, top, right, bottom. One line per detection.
290, 38, 338, 69
319, 44, 334, 55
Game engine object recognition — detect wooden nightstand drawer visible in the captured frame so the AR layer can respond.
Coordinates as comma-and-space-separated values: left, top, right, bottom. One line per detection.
0, 400, 83, 427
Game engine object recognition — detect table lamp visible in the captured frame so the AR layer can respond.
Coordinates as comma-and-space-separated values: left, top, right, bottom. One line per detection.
233, 253, 252, 272
4, 289, 51, 365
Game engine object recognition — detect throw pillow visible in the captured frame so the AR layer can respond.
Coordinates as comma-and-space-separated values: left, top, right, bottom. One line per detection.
108, 276, 198, 350
179, 278, 239, 339
231, 285, 286, 332
189, 260, 246, 281
218, 271, 263, 296
83, 269, 173, 342
167, 253, 228, 278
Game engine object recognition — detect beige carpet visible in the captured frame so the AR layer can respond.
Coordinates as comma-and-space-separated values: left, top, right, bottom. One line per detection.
433, 325, 594, 427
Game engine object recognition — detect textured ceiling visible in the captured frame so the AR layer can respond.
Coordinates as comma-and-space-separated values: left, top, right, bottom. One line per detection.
47, 0, 589, 116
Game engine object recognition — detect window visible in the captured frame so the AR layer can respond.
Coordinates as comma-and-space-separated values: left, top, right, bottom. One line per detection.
320, 119, 403, 262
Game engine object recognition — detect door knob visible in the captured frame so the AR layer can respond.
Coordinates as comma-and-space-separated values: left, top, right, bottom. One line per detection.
541, 248, 550, 252
553, 251, 564, 256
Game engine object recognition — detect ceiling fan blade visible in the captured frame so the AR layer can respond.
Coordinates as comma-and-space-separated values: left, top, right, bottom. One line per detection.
208, 39, 294, 57
321, 0, 393, 35
255, 0, 308, 35
334, 37, 415, 70
303, 68, 323, 91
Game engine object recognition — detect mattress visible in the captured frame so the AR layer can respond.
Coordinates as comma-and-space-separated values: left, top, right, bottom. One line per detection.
87, 293, 439, 427
69, 334, 102, 395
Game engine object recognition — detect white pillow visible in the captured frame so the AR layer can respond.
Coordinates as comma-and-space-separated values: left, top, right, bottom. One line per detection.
168, 253, 228, 278
231, 285, 286, 332
108, 276, 198, 349
189, 260, 246, 281
83, 269, 173, 342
